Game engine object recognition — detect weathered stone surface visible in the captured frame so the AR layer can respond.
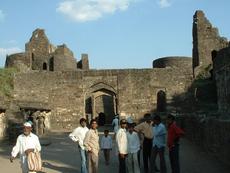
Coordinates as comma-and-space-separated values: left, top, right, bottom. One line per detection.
11, 68, 192, 130
77, 54, 89, 70
181, 115, 230, 167
192, 10, 229, 77
5, 29, 81, 72
153, 56, 192, 72
0, 112, 6, 139
213, 45, 230, 114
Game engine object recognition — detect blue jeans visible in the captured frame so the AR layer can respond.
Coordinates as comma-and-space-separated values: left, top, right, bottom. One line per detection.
79, 147, 88, 173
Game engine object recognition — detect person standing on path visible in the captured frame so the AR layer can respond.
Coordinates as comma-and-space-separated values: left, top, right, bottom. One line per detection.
167, 114, 185, 173
69, 118, 89, 173
134, 113, 155, 173
150, 115, 167, 173
116, 119, 128, 173
100, 129, 112, 165
112, 114, 119, 138
126, 123, 140, 173
10, 122, 41, 173
84, 119, 100, 173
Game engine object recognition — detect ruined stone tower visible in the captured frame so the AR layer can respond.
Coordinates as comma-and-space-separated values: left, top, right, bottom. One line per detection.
192, 10, 228, 77
5, 28, 89, 71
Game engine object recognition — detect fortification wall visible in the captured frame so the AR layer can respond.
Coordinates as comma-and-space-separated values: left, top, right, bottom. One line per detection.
213, 46, 230, 114
13, 68, 192, 130
181, 115, 230, 167
153, 56, 192, 73
5, 53, 31, 72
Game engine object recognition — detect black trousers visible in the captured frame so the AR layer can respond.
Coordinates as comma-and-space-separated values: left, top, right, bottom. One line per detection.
119, 154, 127, 173
143, 137, 152, 173
169, 144, 180, 173
150, 146, 167, 173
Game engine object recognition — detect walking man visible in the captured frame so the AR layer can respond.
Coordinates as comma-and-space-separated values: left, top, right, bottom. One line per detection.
10, 122, 41, 173
150, 115, 167, 173
116, 119, 128, 173
167, 114, 184, 173
134, 113, 154, 173
69, 118, 89, 173
84, 119, 99, 173
100, 129, 112, 165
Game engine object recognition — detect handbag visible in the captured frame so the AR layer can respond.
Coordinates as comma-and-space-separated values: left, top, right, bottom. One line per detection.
27, 151, 42, 171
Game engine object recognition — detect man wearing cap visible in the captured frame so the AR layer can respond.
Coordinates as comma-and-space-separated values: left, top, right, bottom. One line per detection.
10, 122, 41, 173
116, 119, 128, 173
134, 113, 155, 173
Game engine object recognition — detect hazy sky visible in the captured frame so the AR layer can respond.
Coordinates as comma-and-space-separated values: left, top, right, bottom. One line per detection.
0, 0, 229, 69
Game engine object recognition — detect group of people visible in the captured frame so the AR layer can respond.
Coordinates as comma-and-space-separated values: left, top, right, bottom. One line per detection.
116, 113, 184, 173
68, 113, 184, 173
10, 113, 184, 173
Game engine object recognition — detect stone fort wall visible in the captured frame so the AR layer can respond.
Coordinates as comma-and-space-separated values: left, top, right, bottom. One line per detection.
181, 115, 230, 167
13, 68, 192, 130
153, 56, 192, 74
213, 45, 230, 114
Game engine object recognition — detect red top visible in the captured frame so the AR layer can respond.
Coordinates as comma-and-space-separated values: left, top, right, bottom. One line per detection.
167, 122, 184, 150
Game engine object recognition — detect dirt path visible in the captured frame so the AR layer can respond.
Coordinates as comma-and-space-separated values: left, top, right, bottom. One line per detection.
0, 130, 229, 173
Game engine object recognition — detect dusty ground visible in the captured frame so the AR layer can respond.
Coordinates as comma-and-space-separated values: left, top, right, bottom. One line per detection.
0, 127, 229, 173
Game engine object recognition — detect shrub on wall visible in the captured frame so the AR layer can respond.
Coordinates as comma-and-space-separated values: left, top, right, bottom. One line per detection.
0, 68, 17, 97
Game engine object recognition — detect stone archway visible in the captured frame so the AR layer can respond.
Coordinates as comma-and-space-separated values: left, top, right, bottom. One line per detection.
85, 83, 117, 125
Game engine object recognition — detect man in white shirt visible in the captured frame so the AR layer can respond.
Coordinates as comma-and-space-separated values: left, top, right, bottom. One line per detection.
116, 119, 128, 173
69, 118, 89, 173
127, 123, 140, 173
10, 122, 41, 173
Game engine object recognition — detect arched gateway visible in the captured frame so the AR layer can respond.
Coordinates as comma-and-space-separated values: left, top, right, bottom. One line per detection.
85, 83, 117, 125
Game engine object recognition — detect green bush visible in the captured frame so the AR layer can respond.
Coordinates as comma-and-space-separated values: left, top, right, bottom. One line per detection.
0, 68, 18, 97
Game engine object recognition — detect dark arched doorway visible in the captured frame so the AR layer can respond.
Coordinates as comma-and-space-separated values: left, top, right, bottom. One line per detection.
43, 62, 47, 70
49, 57, 54, 71
157, 90, 166, 112
85, 84, 117, 125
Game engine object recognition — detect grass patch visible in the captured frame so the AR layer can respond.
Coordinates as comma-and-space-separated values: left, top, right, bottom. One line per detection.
0, 68, 18, 97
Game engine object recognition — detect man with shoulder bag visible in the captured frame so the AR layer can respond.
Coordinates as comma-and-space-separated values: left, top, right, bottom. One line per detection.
10, 122, 42, 173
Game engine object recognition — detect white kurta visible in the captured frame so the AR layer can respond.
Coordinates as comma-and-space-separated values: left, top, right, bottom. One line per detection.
116, 128, 128, 154
11, 133, 41, 173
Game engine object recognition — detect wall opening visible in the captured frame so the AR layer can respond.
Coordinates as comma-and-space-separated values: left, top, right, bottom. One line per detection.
85, 88, 117, 125
157, 90, 166, 112
43, 62, 47, 70
49, 57, 54, 71
32, 53, 34, 61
